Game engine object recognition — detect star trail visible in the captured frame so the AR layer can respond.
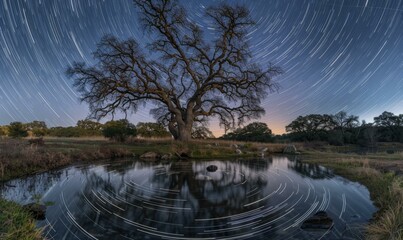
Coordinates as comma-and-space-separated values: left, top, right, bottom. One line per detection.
0, 158, 377, 239
1, 0, 403, 135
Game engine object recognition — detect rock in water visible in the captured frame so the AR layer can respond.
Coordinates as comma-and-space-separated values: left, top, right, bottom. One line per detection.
173, 151, 191, 160
206, 165, 218, 172
283, 145, 298, 154
181, 152, 191, 158
301, 211, 333, 230
23, 203, 46, 220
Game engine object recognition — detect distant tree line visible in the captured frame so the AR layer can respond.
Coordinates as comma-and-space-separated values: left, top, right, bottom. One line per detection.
218, 111, 403, 145
1, 111, 402, 145
221, 122, 273, 142
285, 111, 403, 146
0, 119, 215, 142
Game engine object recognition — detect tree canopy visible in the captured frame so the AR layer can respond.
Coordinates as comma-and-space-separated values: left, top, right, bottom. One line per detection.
221, 122, 272, 142
102, 119, 136, 142
67, 0, 281, 141
0, 126, 7, 137
285, 111, 360, 144
374, 111, 403, 142
25, 121, 48, 137
332, 111, 359, 132
285, 114, 333, 141
136, 122, 171, 138
374, 111, 403, 127
76, 120, 103, 136
191, 125, 215, 139
8, 122, 28, 138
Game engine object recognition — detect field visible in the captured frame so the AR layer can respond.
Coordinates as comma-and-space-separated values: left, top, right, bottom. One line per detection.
0, 137, 403, 239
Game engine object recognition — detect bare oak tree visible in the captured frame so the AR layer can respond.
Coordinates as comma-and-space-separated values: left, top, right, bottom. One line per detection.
68, 0, 281, 141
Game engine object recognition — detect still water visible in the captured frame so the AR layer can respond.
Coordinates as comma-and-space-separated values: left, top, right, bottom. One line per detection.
1, 156, 376, 239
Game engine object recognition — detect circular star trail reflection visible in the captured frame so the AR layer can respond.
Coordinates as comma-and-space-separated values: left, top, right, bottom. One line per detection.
1, 157, 377, 239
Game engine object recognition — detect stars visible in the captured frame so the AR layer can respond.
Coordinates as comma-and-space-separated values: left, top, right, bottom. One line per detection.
0, 0, 402, 135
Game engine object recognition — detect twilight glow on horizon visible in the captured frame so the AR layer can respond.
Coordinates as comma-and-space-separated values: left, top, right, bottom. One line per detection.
1, 0, 403, 136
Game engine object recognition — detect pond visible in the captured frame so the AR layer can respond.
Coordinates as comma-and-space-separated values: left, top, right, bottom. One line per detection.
0, 156, 377, 239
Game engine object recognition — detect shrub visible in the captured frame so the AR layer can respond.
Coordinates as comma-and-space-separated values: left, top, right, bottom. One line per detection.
136, 122, 171, 138
327, 131, 344, 146
8, 122, 28, 138
48, 126, 81, 137
103, 119, 136, 142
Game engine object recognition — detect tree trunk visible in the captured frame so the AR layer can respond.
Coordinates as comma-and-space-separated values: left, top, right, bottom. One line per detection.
167, 111, 193, 141
168, 120, 179, 140
167, 121, 192, 141
177, 123, 192, 141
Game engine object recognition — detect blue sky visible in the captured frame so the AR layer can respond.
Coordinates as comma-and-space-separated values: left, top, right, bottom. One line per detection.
1, 0, 402, 135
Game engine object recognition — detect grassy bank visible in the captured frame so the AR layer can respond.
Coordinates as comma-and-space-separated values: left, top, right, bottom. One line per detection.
301, 151, 403, 239
0, 198, 42, 240
0, 137, 287, 181
0, 137, 287, 239
1, 138, 403, 239
0, 137, 134, 181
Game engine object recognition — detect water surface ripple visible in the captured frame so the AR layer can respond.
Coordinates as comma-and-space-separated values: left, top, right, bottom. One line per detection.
0, 156, 376, 239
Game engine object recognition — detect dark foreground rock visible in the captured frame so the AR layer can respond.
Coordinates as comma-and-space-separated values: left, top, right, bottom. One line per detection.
206, 165, 218, 172
301, 211, 333, 230
23, 203, 46, 220
174, 151, 191, 160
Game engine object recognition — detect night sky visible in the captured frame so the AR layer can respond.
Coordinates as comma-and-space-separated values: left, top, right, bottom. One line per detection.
1, 0, 403, 135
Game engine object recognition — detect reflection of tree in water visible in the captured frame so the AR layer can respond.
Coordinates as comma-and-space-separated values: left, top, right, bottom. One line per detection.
103, 160, 142, 174
151, 161, 271, 226
1, 169, 63, 204
4, 158, 376, 239
287, 157, 333, 179
70, 159, 276, 238
68, 169, 128, 237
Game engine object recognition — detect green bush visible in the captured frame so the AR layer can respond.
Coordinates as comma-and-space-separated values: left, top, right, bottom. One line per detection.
136, 122, 171, 138
48, 126, 81, 137
8, 122, 28, 138
103, 119, 136, 142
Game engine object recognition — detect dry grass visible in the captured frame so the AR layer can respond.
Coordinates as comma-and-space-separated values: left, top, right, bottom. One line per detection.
0, 137, 293, 239
0, 137, 293, 181
190, 139, 290, 154
344, 165, 403, 240
0, 138, 132, 181
1, 137, 403, 239
366, 176, 403, 240
43, 136, 108, 141
302, 155, 403, 240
